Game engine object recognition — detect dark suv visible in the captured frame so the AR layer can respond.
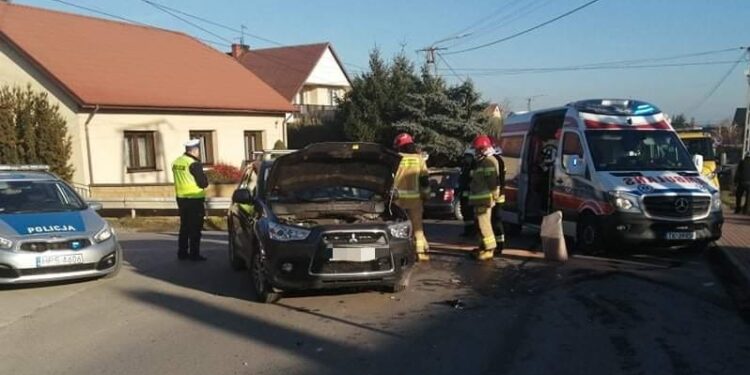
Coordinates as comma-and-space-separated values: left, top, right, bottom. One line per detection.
424, 168, 462, 220
226, 143, 416, 303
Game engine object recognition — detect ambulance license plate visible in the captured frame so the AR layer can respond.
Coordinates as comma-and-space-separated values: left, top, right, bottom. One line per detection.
665, 232, 697, 240
331, 247, 376, 262
36, 254, 84, 267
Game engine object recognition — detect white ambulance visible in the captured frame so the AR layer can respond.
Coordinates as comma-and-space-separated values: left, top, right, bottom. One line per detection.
497, 99, 723, 253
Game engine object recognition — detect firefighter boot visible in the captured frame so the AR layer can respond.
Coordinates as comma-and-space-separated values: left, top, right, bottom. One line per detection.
473, 249, 494, 261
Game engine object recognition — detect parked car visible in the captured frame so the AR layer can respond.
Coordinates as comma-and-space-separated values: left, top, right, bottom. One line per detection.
226, 143, 416, 303
423, 168, 463, 220
0, 165, 121, 284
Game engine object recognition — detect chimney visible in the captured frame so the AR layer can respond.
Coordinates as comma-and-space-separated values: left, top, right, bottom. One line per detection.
231, 43, 250, 59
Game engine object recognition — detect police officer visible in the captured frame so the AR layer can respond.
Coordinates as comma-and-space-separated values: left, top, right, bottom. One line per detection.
469, 135, 500, 261
492, 145, 506, 251
393, 133, 431, 262
458, 148, 476, 238
172, 139, 209, 261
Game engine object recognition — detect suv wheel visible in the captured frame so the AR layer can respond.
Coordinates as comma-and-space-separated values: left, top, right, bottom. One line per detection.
250, 247, 280, 303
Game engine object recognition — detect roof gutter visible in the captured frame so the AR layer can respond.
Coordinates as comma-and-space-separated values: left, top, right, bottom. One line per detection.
78, 103, 297, 115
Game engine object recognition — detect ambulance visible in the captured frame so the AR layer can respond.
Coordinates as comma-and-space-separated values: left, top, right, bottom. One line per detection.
497, 99, 723, 253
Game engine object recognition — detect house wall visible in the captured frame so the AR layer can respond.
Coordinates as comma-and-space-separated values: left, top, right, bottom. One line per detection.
0, 38, 88, 187
299, 85, 348, 106
82, 112, 285, 188
306, 48, 350, 86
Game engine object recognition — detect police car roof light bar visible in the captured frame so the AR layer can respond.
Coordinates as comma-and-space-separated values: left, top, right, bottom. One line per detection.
0, 165, 50, 171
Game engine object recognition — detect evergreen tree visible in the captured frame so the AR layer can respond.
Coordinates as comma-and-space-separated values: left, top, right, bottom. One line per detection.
0, 85, 73, 180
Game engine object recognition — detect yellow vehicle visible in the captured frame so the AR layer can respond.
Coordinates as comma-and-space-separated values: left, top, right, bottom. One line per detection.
676, 128, 720, 189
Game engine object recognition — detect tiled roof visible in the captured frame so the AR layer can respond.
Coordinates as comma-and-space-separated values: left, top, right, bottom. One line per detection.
0, 2, 294, 113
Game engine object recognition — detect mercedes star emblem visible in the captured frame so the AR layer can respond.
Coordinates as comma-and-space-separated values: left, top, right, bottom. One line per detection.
674, 198, 690, 213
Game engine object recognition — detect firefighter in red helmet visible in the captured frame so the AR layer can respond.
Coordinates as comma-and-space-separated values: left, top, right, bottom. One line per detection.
469, 134, 501, 261
392, 133, 431, 261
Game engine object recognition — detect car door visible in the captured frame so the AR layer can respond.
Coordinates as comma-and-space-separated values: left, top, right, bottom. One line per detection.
233, 166, 259, 257
554, 131, 586, 222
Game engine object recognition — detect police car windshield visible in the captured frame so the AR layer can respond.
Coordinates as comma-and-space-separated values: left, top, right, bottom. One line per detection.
586, 130, 695, 172
0, 180, 86, 214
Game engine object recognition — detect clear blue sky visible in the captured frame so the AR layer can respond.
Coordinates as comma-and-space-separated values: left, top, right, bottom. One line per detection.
18, 0, 750, 123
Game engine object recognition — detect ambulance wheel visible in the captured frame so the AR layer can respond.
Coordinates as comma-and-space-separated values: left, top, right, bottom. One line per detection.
577, 214, 602, 255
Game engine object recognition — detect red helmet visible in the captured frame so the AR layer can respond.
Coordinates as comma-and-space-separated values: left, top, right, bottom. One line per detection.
393, 133, 414, 148
472, 134, 492, 150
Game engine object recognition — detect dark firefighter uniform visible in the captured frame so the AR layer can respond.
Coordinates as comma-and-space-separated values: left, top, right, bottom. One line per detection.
172, 152, 209, 260
469, 150, 500, 260
492, 149, 506, 250
458, 150, 477, 237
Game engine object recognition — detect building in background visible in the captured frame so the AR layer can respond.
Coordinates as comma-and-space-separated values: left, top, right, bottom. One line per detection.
230, 42, 351, 125
0, 2, 293, 199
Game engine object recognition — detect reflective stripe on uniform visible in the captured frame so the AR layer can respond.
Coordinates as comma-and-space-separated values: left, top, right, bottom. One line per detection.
469, 193, 493, 201
482, 236, 495, 247
496, 194, 506, 203
495, 235, 505, 243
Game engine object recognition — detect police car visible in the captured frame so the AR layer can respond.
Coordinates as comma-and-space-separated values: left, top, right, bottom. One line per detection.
0, 165, 121, 284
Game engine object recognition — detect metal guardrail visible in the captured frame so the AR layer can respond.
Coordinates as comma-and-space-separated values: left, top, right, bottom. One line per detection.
91, 197, 231, 217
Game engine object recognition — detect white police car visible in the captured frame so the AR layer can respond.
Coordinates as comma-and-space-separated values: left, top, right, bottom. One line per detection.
0, 165, 121, 284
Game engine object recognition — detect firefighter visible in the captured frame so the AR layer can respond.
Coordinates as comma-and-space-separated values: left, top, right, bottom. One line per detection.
492, 144, 506, 251
172, 139, 209, 261
457, 148, 476, 237
393, 133, 431, 261
469, 134, 500, 261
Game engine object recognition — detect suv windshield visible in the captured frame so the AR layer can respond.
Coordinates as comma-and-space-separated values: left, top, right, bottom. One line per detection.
681, 137, 716, 160
0, 180, 86, 214
586, 130, 695, 172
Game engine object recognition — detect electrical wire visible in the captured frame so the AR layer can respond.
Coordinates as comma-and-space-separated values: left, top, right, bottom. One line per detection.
49, 0, 230, 47
440, 60, 741, 77
680, 51, 747, 114
139, 0, 234, 44
444, 0, 602, 55
140, 0, 284, 46
437, 53, 466, 83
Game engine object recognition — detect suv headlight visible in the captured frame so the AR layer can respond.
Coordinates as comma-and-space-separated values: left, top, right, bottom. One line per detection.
268, 222, 311, 242
0, 236, 13, 250
609, 191, 641, 213
388, 221, 412, 239
94, 225, 114, 243
711, 191, 722, 212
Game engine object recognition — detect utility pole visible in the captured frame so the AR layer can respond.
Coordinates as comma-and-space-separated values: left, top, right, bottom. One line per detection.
240, 24, 247, 46
744, 46, 750, 157
416, 46, 446, 76
526, 94, 545, 111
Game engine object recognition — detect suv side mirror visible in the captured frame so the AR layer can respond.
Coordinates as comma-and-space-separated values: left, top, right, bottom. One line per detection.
564, 155, 586, 176
232, 189, 253, 204
693, 154, 704, 171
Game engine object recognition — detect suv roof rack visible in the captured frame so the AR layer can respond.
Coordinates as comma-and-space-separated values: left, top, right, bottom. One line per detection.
0, 165, 51, 171
251, 149, 296, 161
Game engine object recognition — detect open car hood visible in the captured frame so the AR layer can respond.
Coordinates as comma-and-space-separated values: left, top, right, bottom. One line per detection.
266, 142, 402, 197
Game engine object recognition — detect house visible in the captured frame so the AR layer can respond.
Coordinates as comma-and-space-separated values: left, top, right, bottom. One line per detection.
484, 103, 505, 119
0, 3, 293, 199
230, 42, 351, 124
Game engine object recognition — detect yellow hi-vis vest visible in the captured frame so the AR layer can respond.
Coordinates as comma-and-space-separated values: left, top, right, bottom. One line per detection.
172, 155, 205, 199
469, 155, 499, 207
394, 153, 429, 200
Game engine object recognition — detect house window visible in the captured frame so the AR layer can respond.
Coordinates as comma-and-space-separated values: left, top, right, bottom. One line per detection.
124, 131, 157, 172
189, 131, 215, 165
244, 131, 264, 161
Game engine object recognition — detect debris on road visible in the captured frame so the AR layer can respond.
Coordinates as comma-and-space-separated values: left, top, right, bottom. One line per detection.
445, 299, 465, 309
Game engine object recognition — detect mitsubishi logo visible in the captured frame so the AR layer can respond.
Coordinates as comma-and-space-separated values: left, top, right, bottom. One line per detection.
349, 233, 359, 244
674, 198, 690, 213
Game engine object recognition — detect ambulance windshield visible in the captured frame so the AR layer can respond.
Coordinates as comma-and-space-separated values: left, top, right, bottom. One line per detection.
586, 130, 695, 171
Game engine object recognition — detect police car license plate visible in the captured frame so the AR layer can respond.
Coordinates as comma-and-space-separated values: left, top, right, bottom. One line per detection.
665, 232, 697, 240
36, 254, 84, 267
331, 247, 376, 262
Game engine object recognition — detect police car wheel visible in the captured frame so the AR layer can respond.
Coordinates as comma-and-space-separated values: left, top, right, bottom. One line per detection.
228, 225, 246, 271
250, 247, 280, 303
103, 244, 123, 279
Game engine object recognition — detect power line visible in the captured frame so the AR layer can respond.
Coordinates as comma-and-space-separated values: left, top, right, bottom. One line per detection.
140, 0, 234, 44
681, 51, 747, 114
444, 0, 602, 55
50, 0, 230, 47
140, 0, 284, 46
440, 60, 741, 77
436, 53, 466, 83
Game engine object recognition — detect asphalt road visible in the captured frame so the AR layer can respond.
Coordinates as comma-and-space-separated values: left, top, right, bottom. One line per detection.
1, 222, 749, 375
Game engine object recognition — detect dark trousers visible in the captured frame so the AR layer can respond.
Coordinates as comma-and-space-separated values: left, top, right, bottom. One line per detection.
177, 198, 205, 257
492, 203, 505, 247
737, 183, 750, 214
